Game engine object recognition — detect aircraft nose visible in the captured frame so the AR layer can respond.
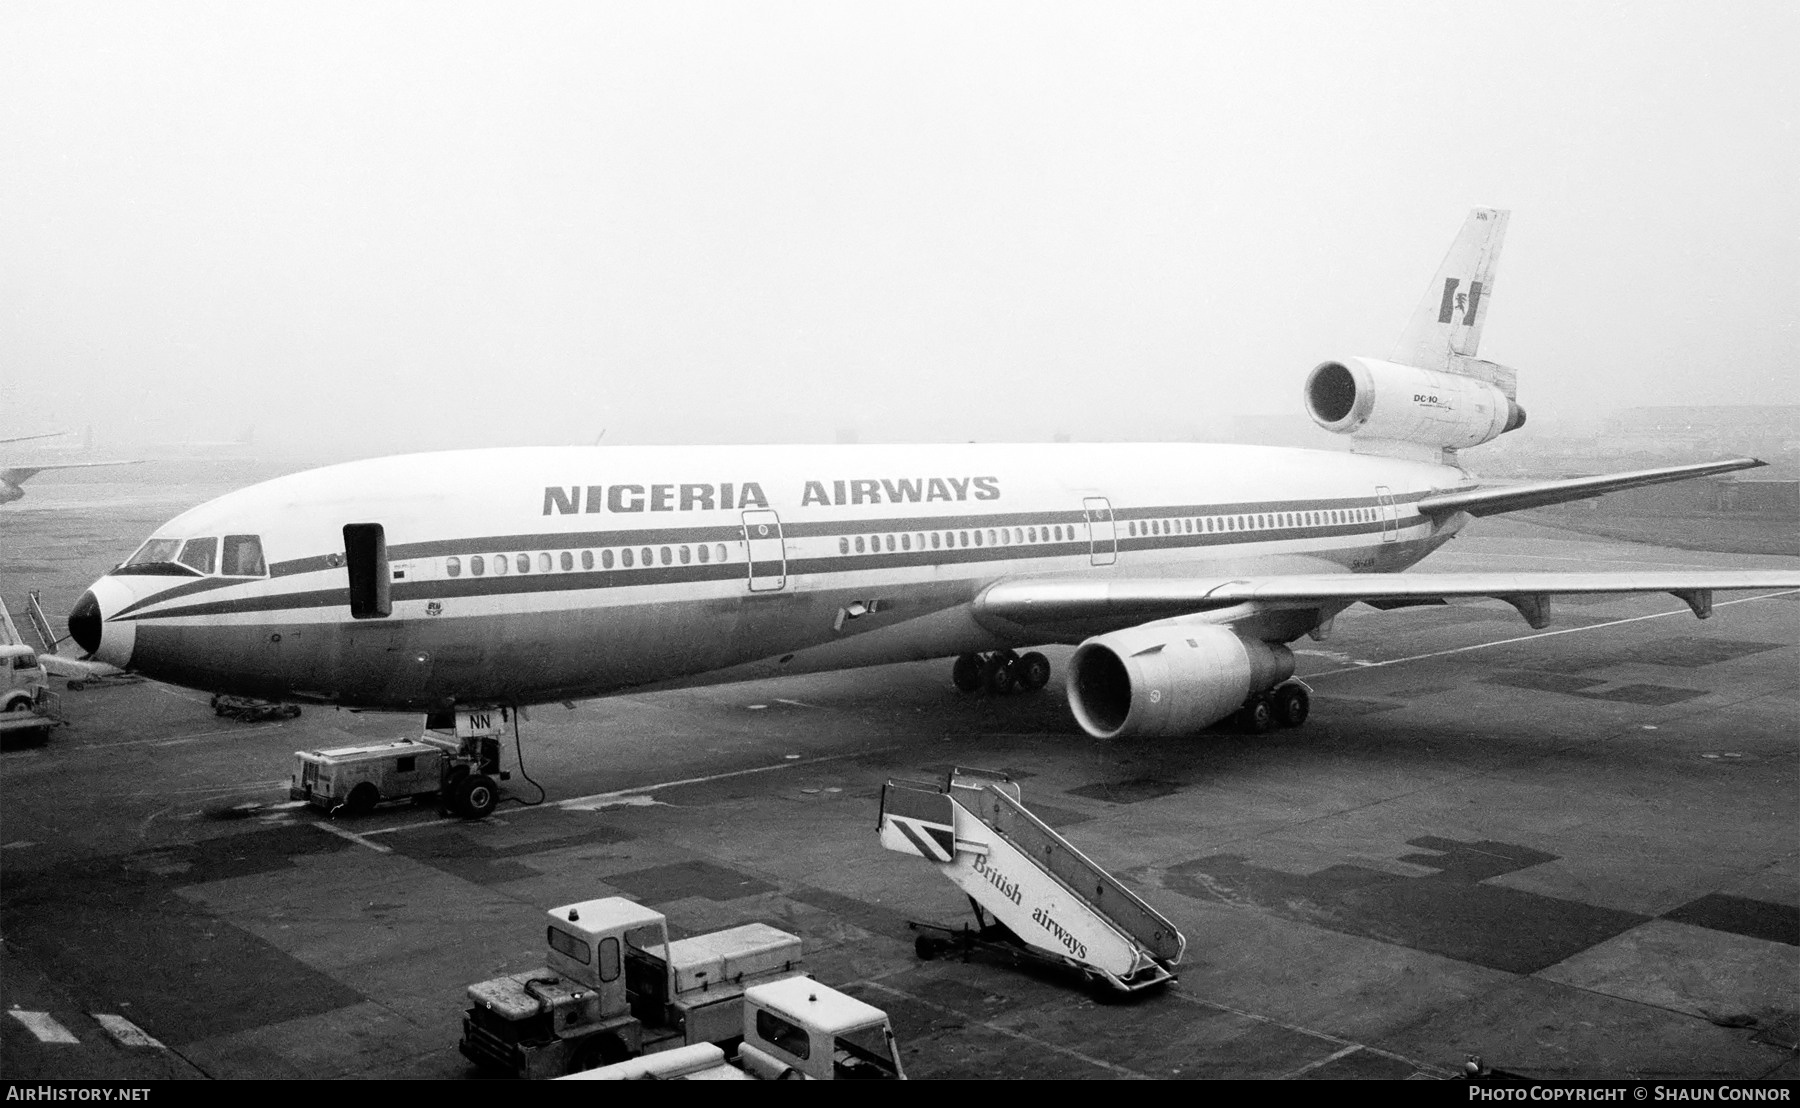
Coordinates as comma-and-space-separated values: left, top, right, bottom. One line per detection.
69, 591, 103, 656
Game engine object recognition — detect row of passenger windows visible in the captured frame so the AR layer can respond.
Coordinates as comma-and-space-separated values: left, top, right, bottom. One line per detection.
830, 507, 1382, 555
836, 524, 1075, 555
444, 543, 734, 578
1126, 506, 1378, 538
435, 505, 1386, 578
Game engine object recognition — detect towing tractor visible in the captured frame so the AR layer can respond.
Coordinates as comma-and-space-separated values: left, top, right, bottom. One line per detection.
0, 643, 64, 744
291, 708, 510, 818
460, 897, 807, 1079
561, 976, 905, 1081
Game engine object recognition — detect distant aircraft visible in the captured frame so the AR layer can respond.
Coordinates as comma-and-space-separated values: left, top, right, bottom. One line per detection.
67, 211, 1799, 745
147, 425, 254, 455
0, 432, 140, 505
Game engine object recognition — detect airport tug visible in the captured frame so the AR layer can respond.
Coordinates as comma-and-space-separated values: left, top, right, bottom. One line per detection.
291, 708, 510, 819
460, 897, 830, 1079
0, 642, 63, 744
560, 975, 905, 1081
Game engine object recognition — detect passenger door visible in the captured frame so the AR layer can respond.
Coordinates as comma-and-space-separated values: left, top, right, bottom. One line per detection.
1376, 486, 1398, 542
741, 509, 788, 592
1083, 497, 1117, 566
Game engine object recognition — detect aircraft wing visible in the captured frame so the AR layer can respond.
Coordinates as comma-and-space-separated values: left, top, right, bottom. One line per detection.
1, 460, 141, 483
1417, 457, 1764, 518
977, 570, 1800, 631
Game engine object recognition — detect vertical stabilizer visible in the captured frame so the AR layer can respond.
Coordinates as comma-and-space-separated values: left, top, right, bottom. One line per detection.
1390, 208, 1509, 373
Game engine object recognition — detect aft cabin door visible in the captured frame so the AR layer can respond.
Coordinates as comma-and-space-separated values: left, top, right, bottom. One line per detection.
1376, 486, 1398, 542
741, 509, 788, 592
1083, 497, 1117, 566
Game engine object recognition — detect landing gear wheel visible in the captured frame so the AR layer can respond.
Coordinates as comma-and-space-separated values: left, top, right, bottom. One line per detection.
1239, 695, 1274, 735
1016, 652, 1052, 692
914, 935, 941, 961
983, 655, 1016, 695
453, 774, 499, 819
951, 654, 983, 693
1273, 684, 1310, 728
342, 782, 380, 816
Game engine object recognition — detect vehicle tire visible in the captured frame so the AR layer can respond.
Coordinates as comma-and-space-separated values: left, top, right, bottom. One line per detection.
567, 1032, 629, 1076
983, 655, 1015, 695
456, 774, 499, 819
65, 681, 85, 692
1016, 652, 1052, 691
951, 653, 983, 693
342, 782, 380, 816
1240, 695, 1274, 735
1273, 684, 1310, 728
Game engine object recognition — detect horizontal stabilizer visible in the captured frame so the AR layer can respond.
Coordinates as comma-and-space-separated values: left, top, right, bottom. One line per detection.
2, 460, 142, 484
1418, 458, 1766, 518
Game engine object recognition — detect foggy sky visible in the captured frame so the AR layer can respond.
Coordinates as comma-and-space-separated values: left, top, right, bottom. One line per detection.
3, 1, 1795, 460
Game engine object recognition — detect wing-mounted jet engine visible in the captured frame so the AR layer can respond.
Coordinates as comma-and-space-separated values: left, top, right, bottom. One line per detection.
1065, 622, 1304, 738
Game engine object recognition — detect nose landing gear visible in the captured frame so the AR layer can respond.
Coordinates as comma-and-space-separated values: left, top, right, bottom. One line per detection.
951, 651, 1052, 695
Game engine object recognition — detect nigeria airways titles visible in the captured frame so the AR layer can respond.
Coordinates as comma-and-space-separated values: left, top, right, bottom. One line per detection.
543, 475, 1003, 515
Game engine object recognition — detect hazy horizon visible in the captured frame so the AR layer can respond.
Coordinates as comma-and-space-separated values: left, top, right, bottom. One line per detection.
4, 2, 1795, 458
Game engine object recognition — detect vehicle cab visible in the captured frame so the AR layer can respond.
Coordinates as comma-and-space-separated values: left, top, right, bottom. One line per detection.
739, 976, 906, 1080
1, 644, 49, 712
1, 643, 49, 715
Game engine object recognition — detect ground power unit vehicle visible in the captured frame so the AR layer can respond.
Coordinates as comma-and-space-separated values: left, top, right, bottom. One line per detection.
290, 708, 509, 818
460, 897, 807, 1079
561, 976, 905, 1081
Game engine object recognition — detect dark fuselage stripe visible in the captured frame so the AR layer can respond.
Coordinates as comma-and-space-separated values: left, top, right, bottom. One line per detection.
258, 493, 1427, 576
114, 509, 1419, 623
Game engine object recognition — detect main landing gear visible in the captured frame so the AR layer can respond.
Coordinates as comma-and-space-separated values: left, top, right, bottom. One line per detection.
951, 651, 1052, 696
1234, 681, 1310, 734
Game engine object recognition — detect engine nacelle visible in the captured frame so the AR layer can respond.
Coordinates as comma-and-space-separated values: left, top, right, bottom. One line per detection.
1305, 357, 1525, 450
1067, 623, 1294, 740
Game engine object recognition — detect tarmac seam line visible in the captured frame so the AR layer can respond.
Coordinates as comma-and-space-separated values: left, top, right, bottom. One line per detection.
1279, 1042, 1363, 1078
853, 979, 1146, 1078
1164, 990, 1454, 1077
356, 745, 902, 837
312, 821, 393, 853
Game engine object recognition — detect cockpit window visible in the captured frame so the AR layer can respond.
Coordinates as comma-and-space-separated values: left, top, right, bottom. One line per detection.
125, 538, 183, 567
220, 535, 266, 576
176, 537, 218, 574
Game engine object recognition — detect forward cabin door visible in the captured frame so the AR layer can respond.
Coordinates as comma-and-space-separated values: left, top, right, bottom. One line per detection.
343, 523, 392, 617
1376, 486, 1398, 542
741, 509, 788, 592
1083, 497, 1117, 566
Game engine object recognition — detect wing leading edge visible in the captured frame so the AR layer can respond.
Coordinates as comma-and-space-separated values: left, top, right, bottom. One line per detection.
1417, 457, 1765, 519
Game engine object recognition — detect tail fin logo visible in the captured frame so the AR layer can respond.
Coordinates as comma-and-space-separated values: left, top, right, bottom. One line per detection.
1436, 278, 1483, 326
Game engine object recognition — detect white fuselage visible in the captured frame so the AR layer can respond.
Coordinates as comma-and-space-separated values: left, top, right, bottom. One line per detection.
75, 442, 1471, 711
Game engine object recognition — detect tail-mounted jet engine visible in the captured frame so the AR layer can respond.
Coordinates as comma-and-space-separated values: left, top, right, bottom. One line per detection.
1305, 357, 1525, 451
1067, 623, 1295, 739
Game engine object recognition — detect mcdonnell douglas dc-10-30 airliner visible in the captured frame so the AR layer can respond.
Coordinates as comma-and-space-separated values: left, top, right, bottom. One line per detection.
68, 211, 1798, 769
